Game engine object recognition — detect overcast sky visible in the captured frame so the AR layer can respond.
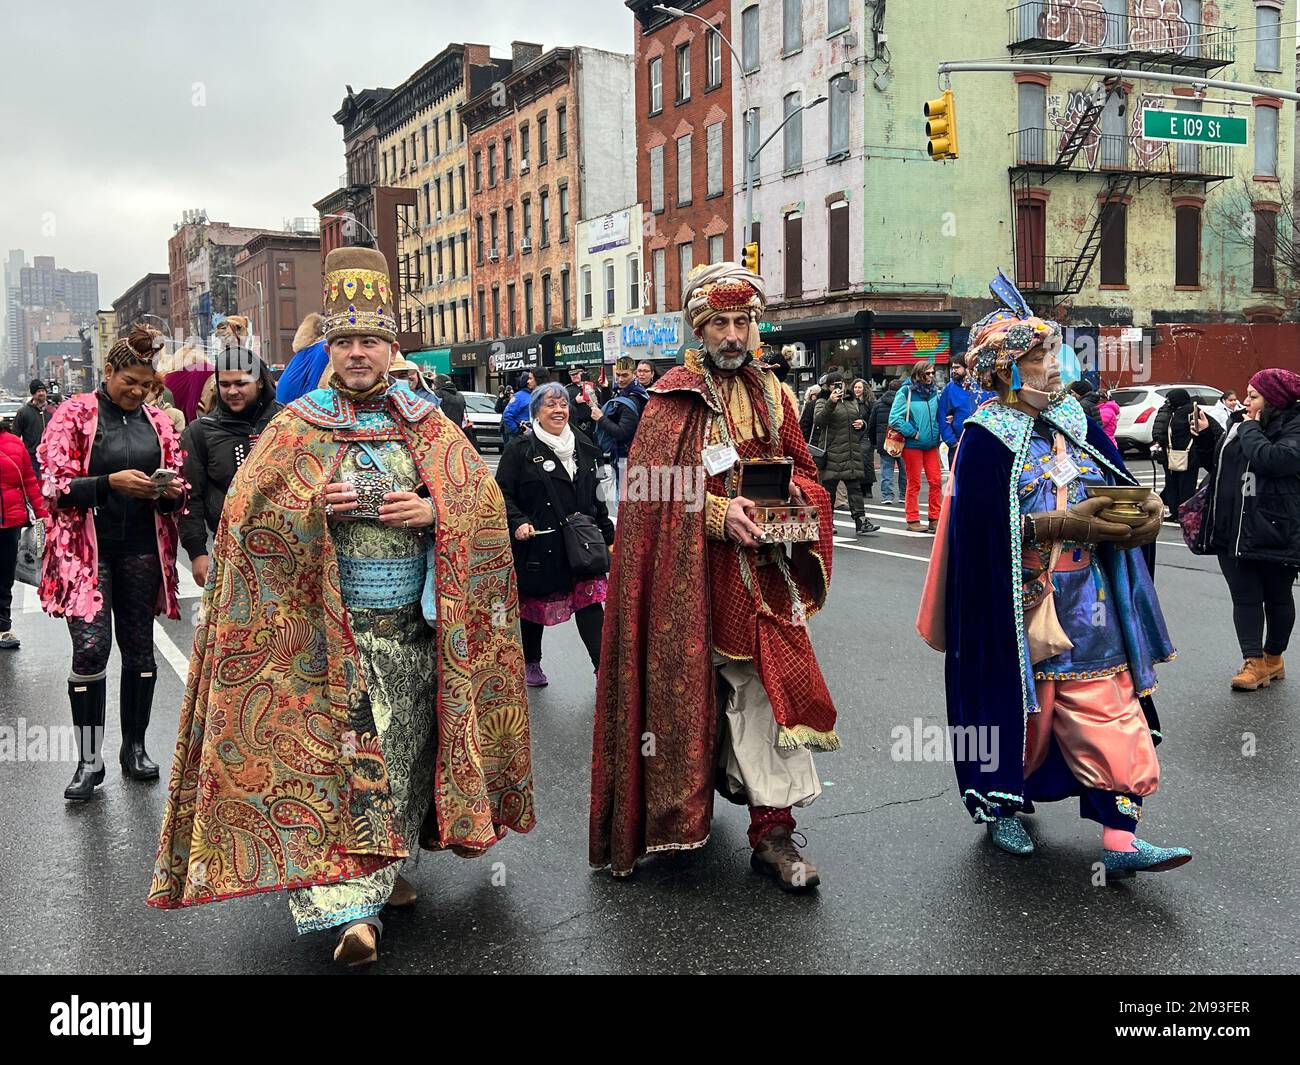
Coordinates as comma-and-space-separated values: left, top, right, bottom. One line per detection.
0, 0, 632, 308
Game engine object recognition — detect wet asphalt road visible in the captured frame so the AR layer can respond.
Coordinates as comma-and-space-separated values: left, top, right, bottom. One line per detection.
0, 465, 1296, 975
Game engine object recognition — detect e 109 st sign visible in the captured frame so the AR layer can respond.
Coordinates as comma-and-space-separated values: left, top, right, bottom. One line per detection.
1141, 108, 1248, 146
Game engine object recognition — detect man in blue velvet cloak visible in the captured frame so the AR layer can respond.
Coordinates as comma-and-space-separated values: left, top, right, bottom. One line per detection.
919, 274, 1192, 878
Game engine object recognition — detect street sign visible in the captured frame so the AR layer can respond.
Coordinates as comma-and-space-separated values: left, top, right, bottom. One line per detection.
1141, 108, 1248, 146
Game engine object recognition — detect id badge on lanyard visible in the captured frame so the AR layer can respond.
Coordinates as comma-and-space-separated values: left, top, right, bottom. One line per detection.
702, 441, 739, 477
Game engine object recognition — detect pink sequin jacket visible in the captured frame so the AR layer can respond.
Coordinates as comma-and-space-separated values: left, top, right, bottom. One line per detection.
36, 392, 186, 622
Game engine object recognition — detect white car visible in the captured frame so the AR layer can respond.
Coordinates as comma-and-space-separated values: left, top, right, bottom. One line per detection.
462, 391, 504, 452
1112, 384, 1225, 454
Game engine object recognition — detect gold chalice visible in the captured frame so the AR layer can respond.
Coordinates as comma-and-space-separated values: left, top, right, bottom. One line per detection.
1084, 485, 1152, 527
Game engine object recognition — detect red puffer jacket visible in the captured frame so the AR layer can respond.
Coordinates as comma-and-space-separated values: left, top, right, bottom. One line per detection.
0, 430, 48, 529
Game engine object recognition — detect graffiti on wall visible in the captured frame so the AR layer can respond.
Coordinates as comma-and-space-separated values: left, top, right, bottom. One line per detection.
1037, 1, 1216, 52
1047, 91, 1174, 170
1040, 0, 1107, 47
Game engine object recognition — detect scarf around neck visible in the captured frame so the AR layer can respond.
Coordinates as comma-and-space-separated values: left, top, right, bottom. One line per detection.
533, 422, 577, 478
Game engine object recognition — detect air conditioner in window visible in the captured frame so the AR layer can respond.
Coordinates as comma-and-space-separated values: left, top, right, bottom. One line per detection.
436, 211, 443, 222
436, 274, 445, 284
520, 160, 530, 174
520, 237, 533, 252
489, 248, 500, 262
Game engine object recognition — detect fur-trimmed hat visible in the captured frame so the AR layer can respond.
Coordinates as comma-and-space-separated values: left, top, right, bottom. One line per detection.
293, 312, 325, 353
321, 247, 397, 343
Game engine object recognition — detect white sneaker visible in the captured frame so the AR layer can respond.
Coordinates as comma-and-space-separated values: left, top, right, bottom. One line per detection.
0, 631, 19, 650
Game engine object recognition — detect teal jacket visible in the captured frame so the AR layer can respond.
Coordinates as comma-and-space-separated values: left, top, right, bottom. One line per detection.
888, 383, 941, 450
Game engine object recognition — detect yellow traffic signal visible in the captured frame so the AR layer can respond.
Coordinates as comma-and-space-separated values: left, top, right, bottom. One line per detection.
742, 241, 760, 274
925, 90, 958, 161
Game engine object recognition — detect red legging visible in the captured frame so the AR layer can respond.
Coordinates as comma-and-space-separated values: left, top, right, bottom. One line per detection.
902, 447, 942, 523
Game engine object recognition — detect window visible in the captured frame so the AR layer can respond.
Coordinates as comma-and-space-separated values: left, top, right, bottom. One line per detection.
784, 213, 802, 296
653, 248, 666, 312
628, 253, 640, 310
504, 135, 513, 179
1099, 201, 1127, 285
524, 277, 534, 332
1017, 82, 1046, 164
1255, 3, 1281, 70
1182, 0, 1202, 57
437, 241, 445, 278
276, 260, 295, 288
523, 199, 533, 244
649, 57, 663, 112
476, 216, 485, 264
828, 75, 850, 158
1254, 208, 1277, 290
557, 106, 568, 157
742, 5, 759, 72
783, 0, 802, 54
520, 123, 530, 167
828, 0, 849, 34
650, 145, 665, 212
677, 133, 693, 206
1101, 90, 1127, 169
423, 183, 431, 221
1175, 205, 1201, 287
828, 200, 849, 290
783, 92, 802, 171
678, 242, 695, 298
707, 122, 723, 195
488, 144, 497, 187
559, 185, 570, 241
676, 43, 691, 103
478, 290, 486, 337
538, 113, 549, 164
446, 169, 455, 212
1175, 99, 1202, 173
708, 234, 723, 264
507, 283, 517, 335
707, 30, 722, 89
459, 298, 468, 342
489, 212, 499, 257
473, 151, 482, 191
581, 266, 593, 319
434, 178, 443, 214
458, 165, 467, 206
542, 274, 553, 329
492, 287, 501, 337
604, 260, 616, 315
561, 269, 571, 327
506, 206, 515, 256
422, 125, 429, 163
1254, 104, 1278, 177
540, 190, 551, 247
432, 119, 441, 156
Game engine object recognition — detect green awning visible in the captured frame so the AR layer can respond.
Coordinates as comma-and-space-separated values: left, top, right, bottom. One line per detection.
407, 348, 452, 374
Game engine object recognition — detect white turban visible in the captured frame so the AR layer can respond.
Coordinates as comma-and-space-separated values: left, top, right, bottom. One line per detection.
681, 262, 767, 354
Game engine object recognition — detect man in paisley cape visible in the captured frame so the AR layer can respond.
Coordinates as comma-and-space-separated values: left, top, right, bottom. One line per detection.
149, 248, 534, 965
590, 262, 838, 892
918, 272, 1191, 878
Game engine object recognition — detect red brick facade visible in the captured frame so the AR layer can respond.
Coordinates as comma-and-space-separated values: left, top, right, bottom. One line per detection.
630, 0, 734, 315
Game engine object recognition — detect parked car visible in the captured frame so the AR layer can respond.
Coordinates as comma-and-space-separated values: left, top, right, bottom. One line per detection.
1112, 384, 1225, 454
463, 391, 504, 452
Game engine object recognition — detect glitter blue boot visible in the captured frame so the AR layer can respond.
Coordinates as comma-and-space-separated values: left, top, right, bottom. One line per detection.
1102, 839, 1193, 877
986, 815, 1034, 855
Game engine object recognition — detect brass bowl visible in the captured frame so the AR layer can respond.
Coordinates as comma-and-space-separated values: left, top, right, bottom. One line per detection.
1085, 484, 1151, 526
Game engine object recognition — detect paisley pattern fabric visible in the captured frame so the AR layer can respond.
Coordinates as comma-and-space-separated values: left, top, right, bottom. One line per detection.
148, 387, 534, 910
36, 392, 185, 622
288, 603, 438, 932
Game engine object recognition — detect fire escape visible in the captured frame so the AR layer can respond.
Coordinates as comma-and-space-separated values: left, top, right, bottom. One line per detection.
1005, 2, 1237, 310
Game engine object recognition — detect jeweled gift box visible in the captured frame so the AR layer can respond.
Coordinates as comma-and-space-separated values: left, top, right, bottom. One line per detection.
739, 458, 819, 544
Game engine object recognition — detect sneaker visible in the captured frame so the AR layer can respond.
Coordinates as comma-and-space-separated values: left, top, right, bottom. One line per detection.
0, 631, 18, 650
860, 520, 881, 534
525, 662, 549, 688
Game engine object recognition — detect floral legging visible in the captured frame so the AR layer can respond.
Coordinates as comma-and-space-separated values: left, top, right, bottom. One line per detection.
67, 551, 160, 677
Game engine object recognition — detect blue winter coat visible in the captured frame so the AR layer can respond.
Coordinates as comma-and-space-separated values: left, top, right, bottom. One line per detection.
889, 383, 941, 450
502, 389, 533, 438
275, 339, 330, 406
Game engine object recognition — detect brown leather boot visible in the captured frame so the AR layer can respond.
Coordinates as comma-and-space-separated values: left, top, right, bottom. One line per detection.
333, 922, 379, 966
925, 520, 939, 534
750, 826, 821, 892
387, 875, 418, 909
1263, 654, 1286, 682
1231, 658, 1272, 691
906, 521, 926, 533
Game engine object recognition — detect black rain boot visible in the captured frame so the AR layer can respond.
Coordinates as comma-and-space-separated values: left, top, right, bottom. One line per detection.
119, 669, 160, 782
64, 676, 107, 801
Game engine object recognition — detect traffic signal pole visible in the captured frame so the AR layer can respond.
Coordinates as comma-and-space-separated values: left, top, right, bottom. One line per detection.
936, 62, 1300, 105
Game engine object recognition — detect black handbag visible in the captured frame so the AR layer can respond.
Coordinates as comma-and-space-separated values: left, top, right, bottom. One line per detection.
537, 452, 610, 580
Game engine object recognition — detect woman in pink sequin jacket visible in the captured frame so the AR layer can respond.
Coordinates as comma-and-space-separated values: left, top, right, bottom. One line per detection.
37, 327, 187, 802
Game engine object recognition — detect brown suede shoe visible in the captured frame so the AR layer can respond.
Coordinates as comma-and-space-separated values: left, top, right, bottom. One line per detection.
906, 521, 926, 533
333, 923, 379, 966
1263, 654, 1286, 682
750, 826, 820, 892
1231, 658, 1272, 691
387, 875, 417, 909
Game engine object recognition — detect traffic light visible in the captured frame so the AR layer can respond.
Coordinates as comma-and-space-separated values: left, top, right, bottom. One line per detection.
925, 90, 958, 160
742, 241, 760, 275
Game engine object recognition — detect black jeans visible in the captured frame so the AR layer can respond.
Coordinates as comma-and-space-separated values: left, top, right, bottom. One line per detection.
0, 526, 18, 632
521, 602, 604, 670
1217, 552, 1298, 658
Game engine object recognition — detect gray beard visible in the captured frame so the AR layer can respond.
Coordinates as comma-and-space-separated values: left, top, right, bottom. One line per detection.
704, 346, 750, 372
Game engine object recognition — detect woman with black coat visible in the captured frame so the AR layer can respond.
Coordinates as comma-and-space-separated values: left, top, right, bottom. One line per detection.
495, 382, 615, 687
1189, 368, 1300, 692
1151, 387, 1199, 516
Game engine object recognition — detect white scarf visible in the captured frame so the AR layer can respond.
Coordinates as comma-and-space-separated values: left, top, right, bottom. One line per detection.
532, 421, 577, 479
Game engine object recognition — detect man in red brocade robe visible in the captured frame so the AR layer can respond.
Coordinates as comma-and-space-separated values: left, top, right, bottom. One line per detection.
590, 263, 838, 891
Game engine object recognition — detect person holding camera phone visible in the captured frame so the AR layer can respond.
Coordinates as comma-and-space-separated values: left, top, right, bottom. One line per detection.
36, 326, 187, 801
149, 248, 534, 968
496, 381, 615, 687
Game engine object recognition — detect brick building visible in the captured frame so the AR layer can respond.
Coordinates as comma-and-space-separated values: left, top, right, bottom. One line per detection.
111, 273, 170, 335
628, 0, 736, 317
232, 232, 322, 366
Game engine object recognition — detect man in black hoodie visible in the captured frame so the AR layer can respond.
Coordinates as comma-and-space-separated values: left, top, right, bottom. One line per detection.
433, 373, 467, 435
181, 345, 282, 587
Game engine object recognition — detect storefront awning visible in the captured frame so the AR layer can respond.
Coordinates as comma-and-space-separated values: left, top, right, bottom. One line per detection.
407, 348, 451, 374
488, 332, 551, 374
551, 330, 605, 367
449, 341, 493, 369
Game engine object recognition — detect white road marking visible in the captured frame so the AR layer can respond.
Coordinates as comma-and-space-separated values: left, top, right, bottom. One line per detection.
153, 621, 193, 682
832, 537, 930, 563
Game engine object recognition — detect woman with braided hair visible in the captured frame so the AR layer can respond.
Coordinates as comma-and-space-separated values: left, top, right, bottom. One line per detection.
37, 326, 187, 801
